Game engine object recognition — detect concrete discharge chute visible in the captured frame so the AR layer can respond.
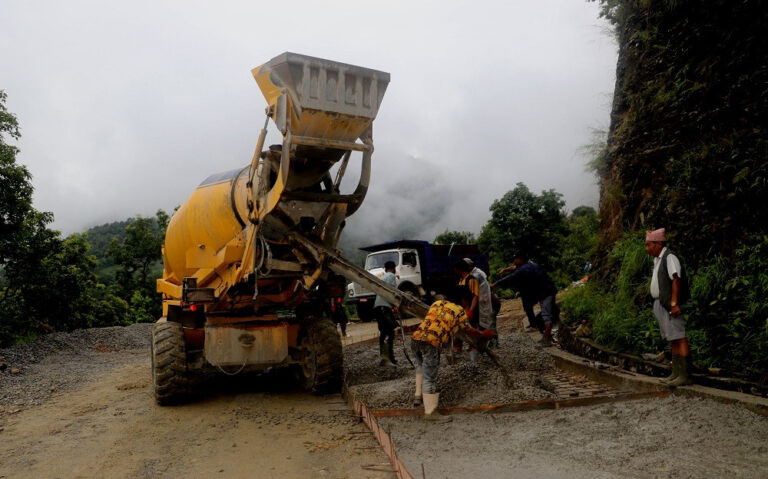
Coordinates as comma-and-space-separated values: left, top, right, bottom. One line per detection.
151, 52, 428, 405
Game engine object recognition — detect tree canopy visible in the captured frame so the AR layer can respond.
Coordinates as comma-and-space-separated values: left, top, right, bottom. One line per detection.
478, 183, 567, 273
434, 230, 476, 245
0, 92, 162, 345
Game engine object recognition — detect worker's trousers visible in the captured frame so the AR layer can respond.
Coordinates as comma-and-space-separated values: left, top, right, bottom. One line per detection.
374, 306, 396, 351
411, 340, 439, 394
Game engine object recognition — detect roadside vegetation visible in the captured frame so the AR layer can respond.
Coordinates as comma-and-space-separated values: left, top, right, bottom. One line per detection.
468, 183, 598, 297
560, 0, 768, 375
0, 91, 168, 346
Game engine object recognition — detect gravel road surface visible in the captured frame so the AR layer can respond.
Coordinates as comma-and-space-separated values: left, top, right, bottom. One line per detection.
0, 324, 392, 479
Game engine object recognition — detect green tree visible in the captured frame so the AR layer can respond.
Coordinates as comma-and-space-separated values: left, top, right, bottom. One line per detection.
0, 91, 128, 345
107, 210, 169, 321
107, 210, 168, 296
550, 206, 599, 286
0, 90, 33, 269
0, 210, 61, 341
434, 230, 476, 245
478, 183, 567, 273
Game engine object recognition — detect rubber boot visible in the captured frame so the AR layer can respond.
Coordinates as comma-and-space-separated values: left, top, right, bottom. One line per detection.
380, 344, 396, 367
388, 341, 398, 365
538, 323, 553, 347
413, 373, 423, 407
668, 356, 693, 387
379, 343, 390, 366
423, 393, 451, 422
661, 354, 680, 383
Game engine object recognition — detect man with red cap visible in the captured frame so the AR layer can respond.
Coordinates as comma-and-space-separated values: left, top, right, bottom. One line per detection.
645, 228, 692, 386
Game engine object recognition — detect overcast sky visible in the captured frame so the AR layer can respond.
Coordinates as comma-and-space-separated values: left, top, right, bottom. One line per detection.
1, 0, 616, 241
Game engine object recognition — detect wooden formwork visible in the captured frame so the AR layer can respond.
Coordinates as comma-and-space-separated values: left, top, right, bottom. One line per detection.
343, 372, 669, 478
347, 391, 415, 479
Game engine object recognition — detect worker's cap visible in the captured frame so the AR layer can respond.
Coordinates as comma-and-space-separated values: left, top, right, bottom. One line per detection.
645, 228, 666, 242
462, 258, 474, 267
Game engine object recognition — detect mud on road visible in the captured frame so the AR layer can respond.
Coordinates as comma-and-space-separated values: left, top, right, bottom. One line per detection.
351, 299, 768, 479
344, 332, 558, 409
380, 395, 768, 479
0, 325, 392, 479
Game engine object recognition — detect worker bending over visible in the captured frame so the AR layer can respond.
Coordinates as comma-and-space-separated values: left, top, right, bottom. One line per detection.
492, 253, 558, 346
411, 286, 496, 420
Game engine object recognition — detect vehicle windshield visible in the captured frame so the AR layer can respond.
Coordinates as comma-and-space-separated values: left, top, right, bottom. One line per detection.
365, 252, 399, 270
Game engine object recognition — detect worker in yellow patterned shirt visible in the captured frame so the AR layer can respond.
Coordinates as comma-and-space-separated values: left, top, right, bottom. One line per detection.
411, 285, 496, 420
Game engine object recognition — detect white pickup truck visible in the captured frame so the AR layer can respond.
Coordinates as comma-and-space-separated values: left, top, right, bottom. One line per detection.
346, 240, 488, 321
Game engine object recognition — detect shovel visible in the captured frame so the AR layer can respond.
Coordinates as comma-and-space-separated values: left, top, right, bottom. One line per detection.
393, 310, 415, 369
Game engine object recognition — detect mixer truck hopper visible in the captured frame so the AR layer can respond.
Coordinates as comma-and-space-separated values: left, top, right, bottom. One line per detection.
152, 53, 429, 405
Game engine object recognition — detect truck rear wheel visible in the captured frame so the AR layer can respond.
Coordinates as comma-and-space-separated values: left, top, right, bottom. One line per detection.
151, 321, 189, 405
356, 302, 374, 322
295, 318, 343, 394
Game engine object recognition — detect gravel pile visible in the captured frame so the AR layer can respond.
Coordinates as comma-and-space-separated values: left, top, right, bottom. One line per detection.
0, 323, 151, 366
0, 323, 152, 411
344, 331, 557, 409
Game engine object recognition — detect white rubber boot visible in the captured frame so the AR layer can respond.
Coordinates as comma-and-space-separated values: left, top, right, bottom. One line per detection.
423, 392, 438, 415
469, 350, 479, 364
413, 373, 423, 407
423, 393, 451, 422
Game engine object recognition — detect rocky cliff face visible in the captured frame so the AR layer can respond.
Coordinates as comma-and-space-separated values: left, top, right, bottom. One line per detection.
598, 0, 768, 266
589, 0, 768, 372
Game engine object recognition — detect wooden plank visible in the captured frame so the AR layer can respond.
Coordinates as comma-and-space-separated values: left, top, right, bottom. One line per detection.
370, 391, 669, 418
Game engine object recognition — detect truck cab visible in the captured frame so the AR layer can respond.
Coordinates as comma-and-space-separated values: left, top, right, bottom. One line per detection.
346, 240, 488, 322
346, 248, 423, 321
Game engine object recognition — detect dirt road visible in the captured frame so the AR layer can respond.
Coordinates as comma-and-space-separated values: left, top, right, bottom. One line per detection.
0, 330, 392, 479
3, 305, 767, 478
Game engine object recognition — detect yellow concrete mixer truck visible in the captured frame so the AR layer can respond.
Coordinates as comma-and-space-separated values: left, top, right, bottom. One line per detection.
152, 52, 430, 405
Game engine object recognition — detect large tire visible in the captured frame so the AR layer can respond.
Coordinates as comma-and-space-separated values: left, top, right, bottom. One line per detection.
151, 321, 189, 405
295, 318, 343, 394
